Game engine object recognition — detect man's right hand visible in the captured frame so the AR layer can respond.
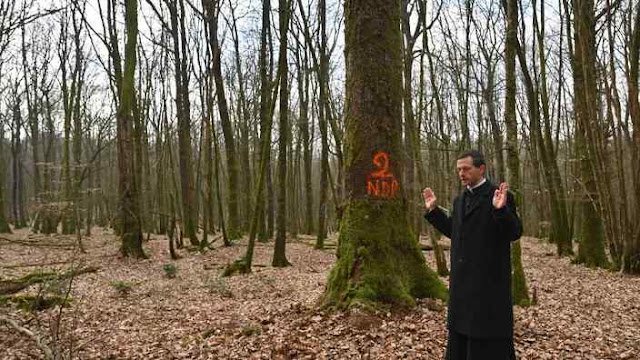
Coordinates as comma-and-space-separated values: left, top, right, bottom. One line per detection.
422, 188, 437, 212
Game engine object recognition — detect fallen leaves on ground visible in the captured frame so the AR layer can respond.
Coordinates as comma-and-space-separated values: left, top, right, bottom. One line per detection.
0, 229, 638, 359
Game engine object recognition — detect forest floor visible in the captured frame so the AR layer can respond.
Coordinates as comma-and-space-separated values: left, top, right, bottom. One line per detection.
1, 227, 639, 360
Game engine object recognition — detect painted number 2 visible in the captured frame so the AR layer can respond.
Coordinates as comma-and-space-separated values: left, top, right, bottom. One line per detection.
367, 151, 399, 198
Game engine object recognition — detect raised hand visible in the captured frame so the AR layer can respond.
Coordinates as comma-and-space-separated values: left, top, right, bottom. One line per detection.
493, 182, 509, 209
422, 187, 437, 211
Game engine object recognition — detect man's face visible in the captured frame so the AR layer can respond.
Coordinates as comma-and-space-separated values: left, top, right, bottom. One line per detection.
456, 156, 485, 187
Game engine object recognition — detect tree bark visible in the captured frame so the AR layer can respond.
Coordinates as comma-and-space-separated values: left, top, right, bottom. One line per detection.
504, 0, 530, 306
117, 0, 146, 258
316, 0, 329, 249
322, 0, 447, 309
204, 0, 241, 240
623, 0, 640, 274
273, 0, 292, 268
572, 0, 608, 268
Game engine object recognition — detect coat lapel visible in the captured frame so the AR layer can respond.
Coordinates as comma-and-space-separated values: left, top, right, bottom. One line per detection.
463, 181, 493, 220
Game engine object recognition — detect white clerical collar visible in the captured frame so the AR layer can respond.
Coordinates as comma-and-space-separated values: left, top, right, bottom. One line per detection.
467, 178, 487, 193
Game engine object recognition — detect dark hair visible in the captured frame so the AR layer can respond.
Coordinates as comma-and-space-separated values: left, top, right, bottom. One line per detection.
457, 150, 486, 168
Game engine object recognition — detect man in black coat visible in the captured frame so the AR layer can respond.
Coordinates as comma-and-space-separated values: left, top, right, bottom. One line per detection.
423, 150, 523, 360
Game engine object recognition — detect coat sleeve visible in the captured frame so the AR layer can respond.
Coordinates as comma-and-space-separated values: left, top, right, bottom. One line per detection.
424, 206, 453, 238
492, 191, 523, 242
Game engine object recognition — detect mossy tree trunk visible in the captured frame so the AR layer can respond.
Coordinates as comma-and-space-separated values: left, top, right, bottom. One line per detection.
117, 0, 146, 259
204, 0, 241, 240
316, 0, 329, 249
531, 0, 573, 256
504, 0, 530, 306
294, 0, 315, 236
256, 0, 273, 244
322, 0, 447, 310
572, 0, 608, 268
223, 0, 279, 276
512, 13, 572, 256
167, 0, 198, 246
272, 0, 292, 268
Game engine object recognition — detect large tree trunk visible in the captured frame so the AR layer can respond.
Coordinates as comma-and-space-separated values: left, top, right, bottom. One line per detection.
118, 0, 146, 258
322, 0, 447, 309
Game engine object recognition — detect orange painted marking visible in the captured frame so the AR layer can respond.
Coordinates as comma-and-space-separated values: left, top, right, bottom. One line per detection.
367, 151, 399, 198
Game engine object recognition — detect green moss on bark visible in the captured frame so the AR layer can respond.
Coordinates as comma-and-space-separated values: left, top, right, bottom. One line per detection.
322, 200, 447, 310
511, 240, 530, 306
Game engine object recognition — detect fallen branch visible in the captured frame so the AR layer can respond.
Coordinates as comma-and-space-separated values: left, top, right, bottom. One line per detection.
0, 236, 76, 249
0, 266, 99, 295
0, 315, 55, 360
2, 260, 75, 269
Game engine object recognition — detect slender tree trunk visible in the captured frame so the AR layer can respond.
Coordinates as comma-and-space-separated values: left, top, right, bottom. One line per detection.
623, 0, 640, 274
316, 0, 329, 249
572, 0, 608, 268
229, 5, 252, 233
290, 126, 300, 240
204, 0, 241, 239
419, 6, 448, 277
504, 0, 530, 306
71, 11, 85, 234
256, 0, 273, 244
168, 0, 198, 246
273, 0, 292, 268
40, 91, 57, 234
266, 157, 275, 240
118, 0, 146, 258
0, 122, 11, 233
11, 99, 26, 229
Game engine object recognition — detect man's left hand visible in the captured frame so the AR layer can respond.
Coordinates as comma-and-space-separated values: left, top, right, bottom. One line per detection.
493, 182, 509, 209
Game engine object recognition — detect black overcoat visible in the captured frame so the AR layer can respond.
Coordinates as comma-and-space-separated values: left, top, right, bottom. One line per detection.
424, 180, 523, 339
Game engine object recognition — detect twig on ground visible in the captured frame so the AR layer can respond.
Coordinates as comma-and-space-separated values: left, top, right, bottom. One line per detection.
0, 315, 55, 360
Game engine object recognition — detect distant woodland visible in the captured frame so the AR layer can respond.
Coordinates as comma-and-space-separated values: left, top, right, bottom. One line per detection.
0, 0, 639, 273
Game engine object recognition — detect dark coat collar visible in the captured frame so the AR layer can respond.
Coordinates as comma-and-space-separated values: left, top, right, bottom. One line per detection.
462, 180, 494, 218
465, 179, 493, 196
